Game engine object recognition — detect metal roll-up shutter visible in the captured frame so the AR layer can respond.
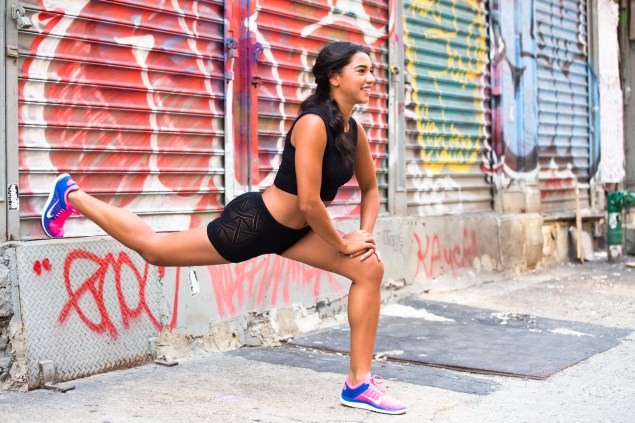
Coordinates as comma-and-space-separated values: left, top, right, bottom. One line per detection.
250, 0, 389, 220
18, 0, 226, 239
535, 0, 590, 211
403, 0, 493, 215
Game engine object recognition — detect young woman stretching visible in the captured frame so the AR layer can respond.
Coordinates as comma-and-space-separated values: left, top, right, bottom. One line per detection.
41, 41, 406, 415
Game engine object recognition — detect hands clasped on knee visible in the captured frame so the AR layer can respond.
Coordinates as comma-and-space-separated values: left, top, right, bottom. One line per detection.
340, 230, 380, 261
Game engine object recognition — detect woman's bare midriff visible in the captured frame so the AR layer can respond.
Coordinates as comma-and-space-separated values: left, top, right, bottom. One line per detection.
261, 185, 330, 229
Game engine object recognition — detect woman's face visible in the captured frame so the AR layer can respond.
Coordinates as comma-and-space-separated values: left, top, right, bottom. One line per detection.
330, 52, 375, 105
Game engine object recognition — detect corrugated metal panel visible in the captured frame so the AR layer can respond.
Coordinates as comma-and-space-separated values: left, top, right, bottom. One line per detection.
535, 0, 590, 211
250, 0, 389, 220
18, 0, 226, 239
403, 0, 493, 215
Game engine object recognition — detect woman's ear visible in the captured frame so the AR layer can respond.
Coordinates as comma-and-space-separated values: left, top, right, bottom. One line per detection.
329, 72, 340, 88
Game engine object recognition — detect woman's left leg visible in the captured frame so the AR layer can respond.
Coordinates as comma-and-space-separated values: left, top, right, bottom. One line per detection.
281, 230, 383, 386
283, 231, 406, 415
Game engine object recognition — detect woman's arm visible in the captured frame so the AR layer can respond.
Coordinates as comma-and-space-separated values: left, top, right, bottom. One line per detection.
354, 121, 380, 233
294, 115, 375, 255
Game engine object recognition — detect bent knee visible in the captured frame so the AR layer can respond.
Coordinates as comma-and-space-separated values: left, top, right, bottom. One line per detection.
353, 253, 384, 283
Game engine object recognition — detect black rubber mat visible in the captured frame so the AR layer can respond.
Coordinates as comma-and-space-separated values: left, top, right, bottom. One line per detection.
289, 298, 631, 379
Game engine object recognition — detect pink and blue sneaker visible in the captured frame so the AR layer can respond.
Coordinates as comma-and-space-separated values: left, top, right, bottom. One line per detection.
41, 173, 80, 238
340, 373, 407, 415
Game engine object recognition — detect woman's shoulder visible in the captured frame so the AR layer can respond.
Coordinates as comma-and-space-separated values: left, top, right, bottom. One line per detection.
291, 112, 328, 142
298, 103, 329, 121
294, 105, 329, 130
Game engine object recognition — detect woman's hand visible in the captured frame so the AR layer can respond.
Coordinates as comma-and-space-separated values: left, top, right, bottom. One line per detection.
340, 230, 377, 260
351, 248, 381, 262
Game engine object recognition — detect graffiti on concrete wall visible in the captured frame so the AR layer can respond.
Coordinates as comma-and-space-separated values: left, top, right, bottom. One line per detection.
36, 226, 481, 338
206, 255, 346, 319
413, 228, 479, 278
34, 247, 343, 337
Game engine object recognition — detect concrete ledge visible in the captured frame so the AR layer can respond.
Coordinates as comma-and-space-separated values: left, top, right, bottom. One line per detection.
542, 209, 605, 222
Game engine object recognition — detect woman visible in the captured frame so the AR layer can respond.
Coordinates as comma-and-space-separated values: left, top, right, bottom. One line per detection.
42, 41, 406, 415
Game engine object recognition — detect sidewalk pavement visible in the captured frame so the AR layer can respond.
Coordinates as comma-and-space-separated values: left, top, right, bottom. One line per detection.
1, 259, 634, 422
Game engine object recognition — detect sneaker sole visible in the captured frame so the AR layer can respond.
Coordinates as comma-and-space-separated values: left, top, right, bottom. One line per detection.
41, 173, 71, 238
340, 397, 407, 415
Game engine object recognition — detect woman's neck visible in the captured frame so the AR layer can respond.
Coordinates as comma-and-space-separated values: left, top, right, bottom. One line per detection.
331, 93, 353, 121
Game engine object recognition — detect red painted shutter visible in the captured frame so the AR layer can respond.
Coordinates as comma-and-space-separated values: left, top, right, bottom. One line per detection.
250, 0, 390, 219
18, 0, 226, 239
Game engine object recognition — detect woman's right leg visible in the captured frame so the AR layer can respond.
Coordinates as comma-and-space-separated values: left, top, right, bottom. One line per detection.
68, 190, 230, 267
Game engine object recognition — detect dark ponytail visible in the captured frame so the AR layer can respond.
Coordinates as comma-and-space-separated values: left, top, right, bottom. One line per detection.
300, 41, 369, 166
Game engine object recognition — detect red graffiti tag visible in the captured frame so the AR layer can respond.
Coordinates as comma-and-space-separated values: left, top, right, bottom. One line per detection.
59, 250, 161, 338
208, 256, 346, 319
414, 229, 479, 278
33, 258, 53, 276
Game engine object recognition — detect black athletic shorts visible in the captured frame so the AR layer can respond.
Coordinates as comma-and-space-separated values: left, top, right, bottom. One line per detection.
207, 192, 311, 263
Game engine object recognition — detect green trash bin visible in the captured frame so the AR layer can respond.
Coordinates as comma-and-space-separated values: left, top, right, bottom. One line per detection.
607, 192, 635, 262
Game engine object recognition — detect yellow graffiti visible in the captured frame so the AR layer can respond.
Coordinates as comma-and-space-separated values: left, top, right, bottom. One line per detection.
405, 0, 488, 175
412, 0, 442, 21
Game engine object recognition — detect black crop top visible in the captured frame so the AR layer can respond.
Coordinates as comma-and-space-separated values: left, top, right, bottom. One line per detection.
273, 105, 358, 201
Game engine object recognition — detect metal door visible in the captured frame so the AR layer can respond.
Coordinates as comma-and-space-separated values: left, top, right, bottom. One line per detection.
249, 0, 390, 220
15, 0, 226, 239
403, 0, 493, 215
535, 0, 592, 211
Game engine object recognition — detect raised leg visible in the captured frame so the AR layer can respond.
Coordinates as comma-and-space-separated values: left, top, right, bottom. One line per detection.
282, 230, 383, 385
68, 190, 229, 267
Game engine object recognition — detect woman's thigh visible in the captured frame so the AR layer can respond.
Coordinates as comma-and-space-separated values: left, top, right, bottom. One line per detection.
281, 230, 383, 281
145, 226, 230, 267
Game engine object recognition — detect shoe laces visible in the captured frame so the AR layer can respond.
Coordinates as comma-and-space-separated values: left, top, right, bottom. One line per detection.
369, 375, 386, 395
52, 205, 73, 222
51, 202, 80, 222
68, 204, 82, 217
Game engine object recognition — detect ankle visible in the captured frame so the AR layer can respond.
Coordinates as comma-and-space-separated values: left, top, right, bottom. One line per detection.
66, 189, 81, 204
347, 371, 369, 387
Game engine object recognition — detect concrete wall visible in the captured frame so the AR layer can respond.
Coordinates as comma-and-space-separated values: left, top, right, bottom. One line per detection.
0, 257, 12, 386
0, 212, 543, 390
